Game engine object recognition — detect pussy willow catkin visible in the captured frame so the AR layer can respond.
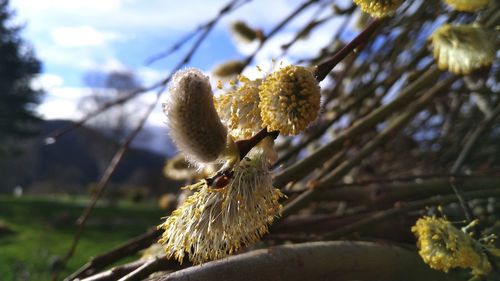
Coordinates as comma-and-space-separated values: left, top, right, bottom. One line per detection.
163, 68, 228, 164
429, 24, 495, 75
352, 0, 403, 18
443, 0, 490, 12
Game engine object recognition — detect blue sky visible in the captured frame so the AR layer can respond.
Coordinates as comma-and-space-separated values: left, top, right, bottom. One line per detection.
9, 0, 351, 152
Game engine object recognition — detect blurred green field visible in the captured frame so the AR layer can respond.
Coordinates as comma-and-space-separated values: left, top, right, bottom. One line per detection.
0, 195, 164, 281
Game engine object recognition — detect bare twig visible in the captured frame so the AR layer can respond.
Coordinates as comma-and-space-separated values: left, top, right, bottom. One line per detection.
53, 1, 255, 277
281, 74, 456, 217
65, 228, 162, 280
280, 0, 340, 54
273, 66, 440, 188
45, 84, 159, 141
448, 102, 500, 223
240, 0, 319, 69
324, 188, 500, 239
293, 175, 500, 207
80, 260, 145, 281
145, 0, 250, 65
275, 68, 380, 167
118, 256, 175, 281
451, 103, 500, 173
46, 1, 248, 143
318, 76, 456, 188
314, 18, 383, 81
54, 89, 164, 281
206, 128, 278, 187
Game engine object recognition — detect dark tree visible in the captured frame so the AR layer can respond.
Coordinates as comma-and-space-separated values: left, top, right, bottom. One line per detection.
0, 0, 42, 150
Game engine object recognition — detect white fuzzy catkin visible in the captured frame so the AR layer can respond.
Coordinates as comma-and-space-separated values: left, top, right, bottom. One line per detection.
163, 68, 227, 164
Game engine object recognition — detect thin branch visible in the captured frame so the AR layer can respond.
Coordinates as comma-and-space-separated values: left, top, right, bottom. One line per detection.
273, 66, 440, 188
275, 70, 379, 167
235, 129, 279, 159
46, 1, 243, 142
54, 89, 164, 281
276, 28, 427, 167
314, 18, 383, 81
49, 3, 250, 274
241, 0, 319, 68
65, 228, 162, 280
448, 101, 500, 223
280, 0, 339, 54
318, 76, 456, 189
118, 256, 174, 281
451, 102, 500, 173
145, 0, 250, 65
206, 128, 278, 187
281, 75, 456, 217
324, 188, 500, 239
80, 260, 145, 281
45, 84, 159, 141
294, 175, 500, 206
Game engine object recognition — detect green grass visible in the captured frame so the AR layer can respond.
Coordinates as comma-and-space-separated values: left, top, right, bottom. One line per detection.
0, 195, 165, 281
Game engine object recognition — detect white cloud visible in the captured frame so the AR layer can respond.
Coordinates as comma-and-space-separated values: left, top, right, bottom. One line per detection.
82, 58, 129, 72
15, 0, 346, 130
48, 87, 93, 100
51, 26, 122, 47
37, 95, 84, 120
11, 0, 124, 14
11, 0, 302, 35
38, 86, 166, 126
136, 67, 165, 86
31, 73, 64, 91
220, 1, 315, 31
148, 106, 167, 127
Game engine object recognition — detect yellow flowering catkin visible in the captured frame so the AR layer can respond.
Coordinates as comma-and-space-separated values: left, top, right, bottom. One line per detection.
163, 68, 227, 164
411, 217, 491, 275
430, 24, 495, 75
158, 139, 283, 264
444, 0, 490, 12
258, 65, 320, 136
216, 76, 264, 140
352, 0, 404, 18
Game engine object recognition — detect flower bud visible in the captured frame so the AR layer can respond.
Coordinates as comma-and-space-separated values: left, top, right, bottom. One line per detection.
230, 21, 258, 43
212, 60, 246, 78
163, 68, 227, 164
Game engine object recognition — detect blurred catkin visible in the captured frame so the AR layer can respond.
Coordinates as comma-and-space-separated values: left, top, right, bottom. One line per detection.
444, 0, 490, 12
430, 24, 495, 75
213, 60, 246, 78
230, 21, 258, 43
352, 0, 404, 18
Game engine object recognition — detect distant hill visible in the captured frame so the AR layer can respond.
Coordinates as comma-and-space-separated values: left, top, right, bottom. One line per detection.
0, 119, 180, 194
